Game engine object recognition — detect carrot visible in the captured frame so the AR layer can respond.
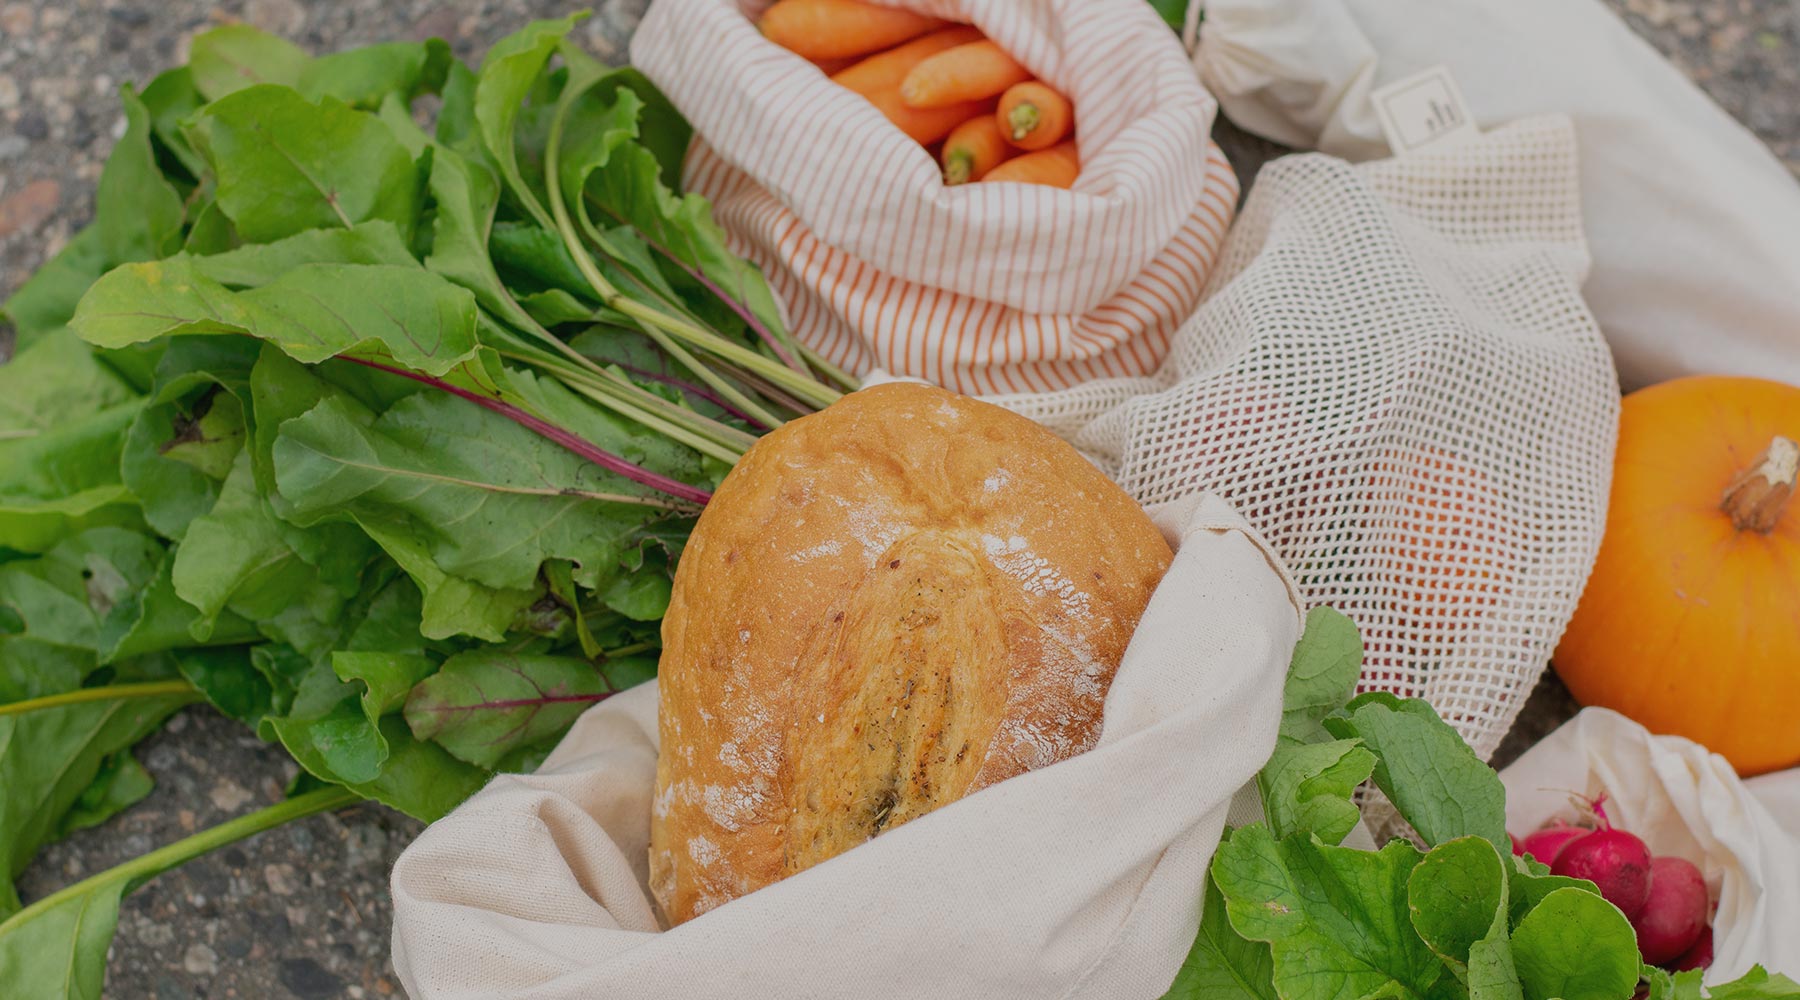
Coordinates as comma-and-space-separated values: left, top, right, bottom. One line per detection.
832, 27, 993, 144
997, 81, 1073, 150
979, 140, 1079, 187
899, 39, 1032, 109
809, 55, 859, 76
758, 0, 948, 61
831, 26, 982, 94
941, 114, 1016, 184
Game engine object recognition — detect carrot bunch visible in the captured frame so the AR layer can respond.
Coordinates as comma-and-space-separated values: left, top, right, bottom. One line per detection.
757, 0, 1079, 187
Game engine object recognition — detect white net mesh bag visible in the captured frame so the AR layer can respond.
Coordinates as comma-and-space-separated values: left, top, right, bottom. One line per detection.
992, 116, 1620, 759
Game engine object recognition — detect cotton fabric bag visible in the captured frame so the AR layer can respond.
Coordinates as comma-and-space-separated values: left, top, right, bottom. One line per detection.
1501, 708, 1800, 983
389, 493, 1302, 999
992, 116, 1620, 761
630, 0, 1241, 396
1188, 0, 1800, 391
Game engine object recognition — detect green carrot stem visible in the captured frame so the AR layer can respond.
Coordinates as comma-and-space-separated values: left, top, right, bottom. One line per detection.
1006, 102, 1040, 142
0, 786, 359, 933
0, 680, 199, 718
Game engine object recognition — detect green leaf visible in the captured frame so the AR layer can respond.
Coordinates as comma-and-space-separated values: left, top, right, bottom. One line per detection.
516, 287, 596, 326
1, 227, 109, 352
1161, 869, 1277, 1000
474, 15, 587, 229
120, 402, 224, 541
268, 708, 486, 822
1280, 607, 1363, 744
1147, 0, 1189, 33
0, 693, 190, 916
181, 198, 238, 255
1692, 968, 1800, 999
1510, 888, 1639, 1000
0, 529, 169, 710
0, 873, 125, 997
97, 553, 258, 665
138, 67, 206, 175
186, 221, 417, 288
271, 389, 672, 591
71, 258, 480, 377
175, 646, 272, 728
0, 401, 142, 554
421, 148, 548, 336
297, 39, 451, 108
1212, 825, 1446, 1000
53, 751, 156, 839
598, 653, 658, 692
334, 651, 436, 726
556, 76, 790, 341
187, 24, 311, 102
1407, 836, 1511, 980
0, 329, 138, 441
171, 451, 371, 640
159, 390, 244, 480
186, 85, 421, 243
95, 85, 186, 265
1324, 693, 1510, 855
1507, 867, 1597, 929
404, 650, 608, 769
115, 335, 259, 541
1257, 737, 1375, 845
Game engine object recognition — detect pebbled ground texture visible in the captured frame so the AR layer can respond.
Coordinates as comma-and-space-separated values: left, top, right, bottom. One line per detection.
1, 0, 1794, 996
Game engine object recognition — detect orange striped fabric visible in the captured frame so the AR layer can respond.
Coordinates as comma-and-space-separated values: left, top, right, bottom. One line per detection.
633, 0, 1240, 395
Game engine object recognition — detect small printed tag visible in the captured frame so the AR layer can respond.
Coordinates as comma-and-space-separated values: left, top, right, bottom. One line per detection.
1371, 65, 1479, 156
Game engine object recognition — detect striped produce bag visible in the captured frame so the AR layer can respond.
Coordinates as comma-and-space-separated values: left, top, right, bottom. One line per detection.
632, 0, 1238, 395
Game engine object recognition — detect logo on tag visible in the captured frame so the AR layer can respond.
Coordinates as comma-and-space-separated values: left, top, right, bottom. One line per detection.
1372, 66, 1479, 156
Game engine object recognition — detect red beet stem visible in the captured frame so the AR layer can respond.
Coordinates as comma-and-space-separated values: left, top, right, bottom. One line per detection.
346, 358, 714, 506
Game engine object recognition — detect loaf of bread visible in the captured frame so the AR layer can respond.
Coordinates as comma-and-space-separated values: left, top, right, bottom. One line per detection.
648, 382, 1172, 925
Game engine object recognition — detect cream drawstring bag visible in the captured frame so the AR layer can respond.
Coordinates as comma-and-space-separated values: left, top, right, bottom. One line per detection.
1189, 0, 1800, 391
1502, 709, 1800, 984
631, 0, 1241, 396
390, 494, 1302, 999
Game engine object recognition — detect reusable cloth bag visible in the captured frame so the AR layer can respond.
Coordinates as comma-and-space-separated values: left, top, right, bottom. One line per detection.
390, 493, 1303, 999
630, 0, 1241, 396
1189, 0, 1800, 391
1501, 709, 1800, 983
993, 116, 1619, 762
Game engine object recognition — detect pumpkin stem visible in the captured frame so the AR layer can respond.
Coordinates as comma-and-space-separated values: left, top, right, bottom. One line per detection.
1720, 435, 1798, 533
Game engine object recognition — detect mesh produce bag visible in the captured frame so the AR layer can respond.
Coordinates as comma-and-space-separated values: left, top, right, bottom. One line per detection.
994, 116, 1620, 759
631, 0, 1240, 395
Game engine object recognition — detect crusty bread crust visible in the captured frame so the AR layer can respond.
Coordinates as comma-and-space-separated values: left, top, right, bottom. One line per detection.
648, 383, 1172, 925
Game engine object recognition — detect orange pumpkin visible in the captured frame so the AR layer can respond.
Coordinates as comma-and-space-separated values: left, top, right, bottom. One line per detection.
1555, 375, 1800, 776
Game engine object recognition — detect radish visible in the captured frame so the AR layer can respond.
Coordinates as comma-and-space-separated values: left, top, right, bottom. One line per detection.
1510, 832, 1522, 855
1672, 926, 1714, 971
1551, 826, 1653, 920
1519, 820, 1591, 867
1633, 856, 1708, 964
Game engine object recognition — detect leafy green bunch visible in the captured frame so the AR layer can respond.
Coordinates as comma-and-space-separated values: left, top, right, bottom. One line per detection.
0, 14, 847, 994
1164, 608, 1797, 1000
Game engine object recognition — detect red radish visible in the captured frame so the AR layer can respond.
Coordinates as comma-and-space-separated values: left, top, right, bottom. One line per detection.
1520, 821, 1591, 866
1510, 832, 1522, 855
1552, 827, 1653, 920
1672, 926, 1714, 971
1633, 856, 1709, 964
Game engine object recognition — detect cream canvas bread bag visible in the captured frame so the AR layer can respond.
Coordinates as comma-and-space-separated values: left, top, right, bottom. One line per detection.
390, 493, 1303, 999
